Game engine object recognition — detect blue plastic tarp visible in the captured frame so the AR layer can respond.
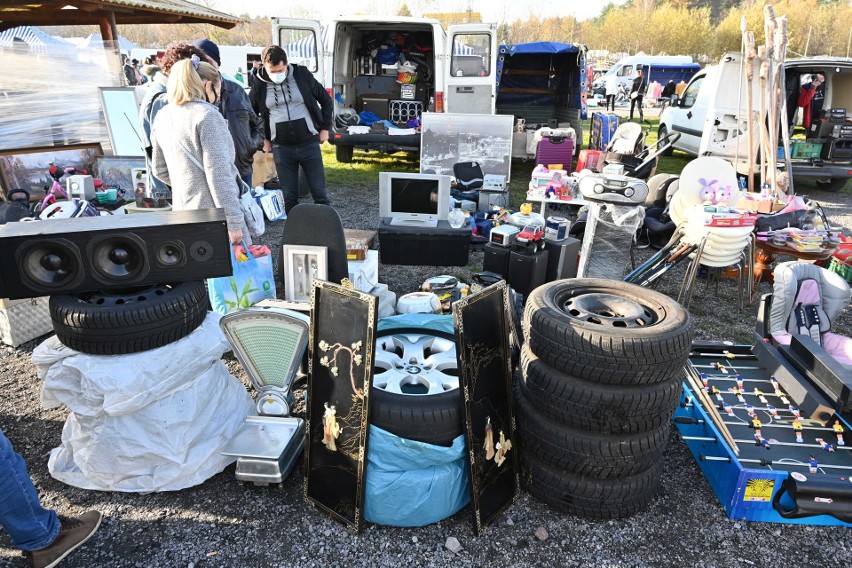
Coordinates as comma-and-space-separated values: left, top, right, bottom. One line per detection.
363, 425, 469, 527
501, 41, 582, 56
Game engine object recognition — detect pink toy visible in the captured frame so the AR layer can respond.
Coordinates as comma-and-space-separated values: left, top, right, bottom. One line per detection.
699, 178, 719, 203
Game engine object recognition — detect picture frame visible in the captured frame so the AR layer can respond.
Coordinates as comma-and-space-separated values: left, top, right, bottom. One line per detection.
282, 245, 328, 303
99, 87, 146, 157
305, 280, 377, 533
420, 112, 514, 181
94, 155, 147, 192
0, 143, 103, 198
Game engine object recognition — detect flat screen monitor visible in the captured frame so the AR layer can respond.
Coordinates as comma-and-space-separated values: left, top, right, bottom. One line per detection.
379, 172, 451, 227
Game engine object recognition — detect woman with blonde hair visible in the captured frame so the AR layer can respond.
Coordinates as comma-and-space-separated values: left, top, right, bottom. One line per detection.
151, 55, 248, 244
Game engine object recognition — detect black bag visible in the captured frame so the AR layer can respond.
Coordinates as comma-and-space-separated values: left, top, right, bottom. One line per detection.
755, 209, 809, 233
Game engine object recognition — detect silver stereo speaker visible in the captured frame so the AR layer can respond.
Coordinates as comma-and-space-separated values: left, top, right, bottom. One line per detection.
66, 175, 96, 201
578, 174, 649, 205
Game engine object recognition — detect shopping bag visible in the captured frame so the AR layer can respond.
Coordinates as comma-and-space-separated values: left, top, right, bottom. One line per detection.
239, 180, 266, 237
208, 244, 276, 315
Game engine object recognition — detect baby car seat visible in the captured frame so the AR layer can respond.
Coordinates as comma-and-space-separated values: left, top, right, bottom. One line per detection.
764, 261, 852, 368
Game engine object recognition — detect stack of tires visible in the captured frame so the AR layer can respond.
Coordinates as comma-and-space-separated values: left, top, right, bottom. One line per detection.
517, 279, 693, 519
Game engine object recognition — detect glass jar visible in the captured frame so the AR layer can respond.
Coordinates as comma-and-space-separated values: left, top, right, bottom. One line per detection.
448, 208, 466, 229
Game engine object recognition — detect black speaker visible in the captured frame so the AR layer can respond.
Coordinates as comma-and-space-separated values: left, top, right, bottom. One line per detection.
483, 242, 511, 277
0, 209, 231, 300
508, 249, 549, 299
543, 237, 581, 281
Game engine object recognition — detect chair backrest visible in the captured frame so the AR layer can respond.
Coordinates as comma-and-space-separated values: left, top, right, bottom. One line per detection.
279, 204, 349, 287
678, 157, 739, 208
770, 261, 851, 341
453, 161, 484, 191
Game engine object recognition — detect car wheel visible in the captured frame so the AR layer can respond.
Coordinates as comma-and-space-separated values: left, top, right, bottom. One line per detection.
521, 454, 662, 519
370, 328, 462, 446
523, 279, 693, 385
335, 144, 354, 163
658, 125, 674, 156
815, 178, 849, 192
49, 281, 208, 355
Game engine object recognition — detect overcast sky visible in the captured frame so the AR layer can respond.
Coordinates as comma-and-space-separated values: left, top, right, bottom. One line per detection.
210, 0, 627, 23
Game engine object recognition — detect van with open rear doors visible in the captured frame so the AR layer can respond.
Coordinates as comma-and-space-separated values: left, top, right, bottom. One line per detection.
271, 17, 498, 163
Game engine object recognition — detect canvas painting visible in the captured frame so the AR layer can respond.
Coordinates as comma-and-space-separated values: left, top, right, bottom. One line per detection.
420, 113, 514, 181
95, 156, 147, 192
0, 144, 102, 196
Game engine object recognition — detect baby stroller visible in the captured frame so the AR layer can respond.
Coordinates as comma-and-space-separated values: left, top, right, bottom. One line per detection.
597, 124, 681, 181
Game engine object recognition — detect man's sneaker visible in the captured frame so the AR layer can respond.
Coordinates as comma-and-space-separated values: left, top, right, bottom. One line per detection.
27, 511, 102, 568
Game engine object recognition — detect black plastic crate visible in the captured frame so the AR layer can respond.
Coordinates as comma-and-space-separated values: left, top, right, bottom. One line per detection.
378, 218, 471, 266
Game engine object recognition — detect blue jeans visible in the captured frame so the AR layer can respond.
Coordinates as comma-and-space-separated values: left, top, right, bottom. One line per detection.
272, 139, 329, 214
0, 427, 59, 551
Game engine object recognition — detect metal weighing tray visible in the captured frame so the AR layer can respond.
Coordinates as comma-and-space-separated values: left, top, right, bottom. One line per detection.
222, 416, 305, 486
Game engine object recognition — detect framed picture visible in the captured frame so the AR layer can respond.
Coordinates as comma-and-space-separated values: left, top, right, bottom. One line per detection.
0, 143, 103, 198
94, 155, 146, 191
420, 112, 514, 181
305, 280, 377, 532
282, 245, 328, 303
99, 87, 146, 157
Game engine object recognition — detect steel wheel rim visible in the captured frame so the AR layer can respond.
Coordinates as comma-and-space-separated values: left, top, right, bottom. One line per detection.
373, 331, 458, 396
78, 284, 173, 306
562, 291, 660, 328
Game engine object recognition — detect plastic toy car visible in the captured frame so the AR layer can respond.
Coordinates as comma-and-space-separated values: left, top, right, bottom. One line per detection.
515, 223, 545, 253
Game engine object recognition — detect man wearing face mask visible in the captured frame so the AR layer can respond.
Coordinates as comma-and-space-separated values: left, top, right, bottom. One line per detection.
249, 45, 333, 213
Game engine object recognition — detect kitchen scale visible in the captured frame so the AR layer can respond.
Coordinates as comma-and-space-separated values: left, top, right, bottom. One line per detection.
220, 303, 310, 486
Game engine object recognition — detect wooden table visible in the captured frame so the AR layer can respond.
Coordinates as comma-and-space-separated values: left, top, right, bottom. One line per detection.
751, 238, 836, 301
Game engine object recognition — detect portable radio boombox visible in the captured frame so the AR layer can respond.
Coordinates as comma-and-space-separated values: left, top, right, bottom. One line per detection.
578, 174, 649, 205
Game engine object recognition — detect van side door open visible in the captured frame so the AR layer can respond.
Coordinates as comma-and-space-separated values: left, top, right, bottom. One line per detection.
271, 19, 325, 86
444, 24, 498, 115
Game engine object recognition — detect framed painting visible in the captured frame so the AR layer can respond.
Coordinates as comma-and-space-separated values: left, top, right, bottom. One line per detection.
94, 155, 147, 192
305, 280, 378, 532
420, 112, 514, 181
452, 279, 519, 535
0, 143, 103, 198
282, 245, 328, 303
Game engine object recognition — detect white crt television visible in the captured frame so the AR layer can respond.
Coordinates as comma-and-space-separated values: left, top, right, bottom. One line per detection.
379, 172, 452, 228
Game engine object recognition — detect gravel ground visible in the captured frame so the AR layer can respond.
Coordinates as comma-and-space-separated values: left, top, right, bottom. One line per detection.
1, 173, 852, 567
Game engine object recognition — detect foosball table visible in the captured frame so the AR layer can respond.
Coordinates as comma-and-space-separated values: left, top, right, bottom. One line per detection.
674, 341, 852, 527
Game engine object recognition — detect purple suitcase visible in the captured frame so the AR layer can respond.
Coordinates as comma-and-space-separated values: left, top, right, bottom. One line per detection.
535, 136, 574, 169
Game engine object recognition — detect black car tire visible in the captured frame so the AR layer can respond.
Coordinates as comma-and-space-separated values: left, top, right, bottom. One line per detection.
49, 281, 208, 355
521, 454, 662, 519
519, 344, 682, 435
523, 279, 693, 385
515, 384, 669, 478
815, 178, 849, 192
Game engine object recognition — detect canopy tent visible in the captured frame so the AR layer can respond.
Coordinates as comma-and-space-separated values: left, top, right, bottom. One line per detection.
82, 33, 139, 55
0, 25, 72, 54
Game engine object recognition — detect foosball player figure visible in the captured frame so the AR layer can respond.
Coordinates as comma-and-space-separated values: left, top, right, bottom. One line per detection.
736, 374, 744, 389
779, 392, 790, 405
751, 417, 762, 438
816, 438, 836, 453
770, 376, 780, 393
754, 389, 768, 404
732, 386, 745, 403
833, 420, 845, 446
758, 437, 771, 449
809, 454, 819, 474
789, 406, 800, 419
746, 404, 755, 417
726, 351, 736, 359
711, 385, 723, 402
792, 418, 803, 443
701, 373, 709, 388
723, 403, 734, 416
767, 405, 781, 420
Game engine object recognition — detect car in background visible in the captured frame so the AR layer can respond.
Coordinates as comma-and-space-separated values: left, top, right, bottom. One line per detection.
659, 53, 852, 192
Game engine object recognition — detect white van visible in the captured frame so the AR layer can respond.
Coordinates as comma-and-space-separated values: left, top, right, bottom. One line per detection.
591, 54, 695, 94
659, 52, 852, 191
271, 17, 498, 163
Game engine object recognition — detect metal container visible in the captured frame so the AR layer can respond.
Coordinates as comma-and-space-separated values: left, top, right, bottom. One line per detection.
221, 416, 305, 486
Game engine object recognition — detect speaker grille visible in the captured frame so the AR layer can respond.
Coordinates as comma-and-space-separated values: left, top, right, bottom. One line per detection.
88, 233, 150, 284
189, 240, 214, 262
18, 239, 84, 291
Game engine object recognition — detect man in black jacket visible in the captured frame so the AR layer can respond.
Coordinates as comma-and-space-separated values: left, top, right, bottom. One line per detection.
249, 45, 333, 213
629, 68, 647, 122
193, 39, 265, 189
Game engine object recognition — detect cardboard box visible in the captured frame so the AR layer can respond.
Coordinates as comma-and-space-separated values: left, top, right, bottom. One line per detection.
736, 193, 785, 214
0, 297, 52, 347
344, 229, 377, 261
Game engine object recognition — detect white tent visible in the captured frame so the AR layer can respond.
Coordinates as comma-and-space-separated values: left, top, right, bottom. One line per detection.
0, 26, 72, 55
